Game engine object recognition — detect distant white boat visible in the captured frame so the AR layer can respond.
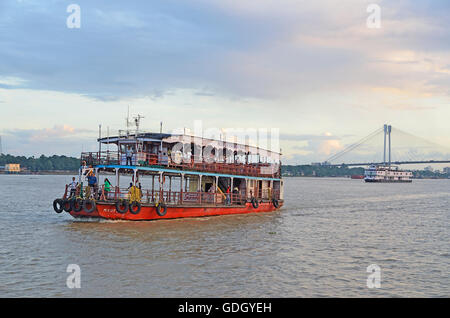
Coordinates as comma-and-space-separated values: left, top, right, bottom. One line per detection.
364, 164, 412, 183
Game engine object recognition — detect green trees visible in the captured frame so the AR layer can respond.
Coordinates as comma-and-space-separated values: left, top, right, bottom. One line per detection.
0, 154, 79, 171
282, 165, 364, 177
281, 165, 450, 178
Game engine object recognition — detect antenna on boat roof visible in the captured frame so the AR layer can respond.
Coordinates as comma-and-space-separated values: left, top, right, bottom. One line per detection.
160, 121, 163, 153
98, 124, 102, 156
133, 114, 144, 135
125, 106, 132, 137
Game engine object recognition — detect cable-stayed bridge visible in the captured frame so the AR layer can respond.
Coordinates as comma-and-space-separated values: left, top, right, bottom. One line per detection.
321, 124, 450, 167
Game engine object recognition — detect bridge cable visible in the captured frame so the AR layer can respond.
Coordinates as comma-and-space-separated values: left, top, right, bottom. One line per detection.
326, 127, 384, 163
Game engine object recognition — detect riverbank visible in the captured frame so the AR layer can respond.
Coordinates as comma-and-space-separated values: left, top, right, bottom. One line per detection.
1, 171, 448, 179
0, 170, 77, 175
281, 175, 450, 180
282, 165, 450, 179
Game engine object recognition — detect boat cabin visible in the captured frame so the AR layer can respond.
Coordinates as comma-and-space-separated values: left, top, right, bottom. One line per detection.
78, 131, 284, 207
82, 132, 281, 179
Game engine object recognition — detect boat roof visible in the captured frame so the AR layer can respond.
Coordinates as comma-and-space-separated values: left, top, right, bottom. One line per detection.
98, 132, 281, 158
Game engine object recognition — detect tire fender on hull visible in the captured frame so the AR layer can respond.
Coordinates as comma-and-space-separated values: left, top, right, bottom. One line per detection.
129, 202, 142, 215
156, 203, 167, 216
272, 199, 280, 208
115, 201, 129, 214
251, 198, 259, 209
53, 199, 64, 214
71, 198, 83, 212
62, 199, 72, 212
83, 200, 96, 213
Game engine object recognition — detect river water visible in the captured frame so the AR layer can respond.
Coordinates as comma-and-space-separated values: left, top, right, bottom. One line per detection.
0, 174, 449, 297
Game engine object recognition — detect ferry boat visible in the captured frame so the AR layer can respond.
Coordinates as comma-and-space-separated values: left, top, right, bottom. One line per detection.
364, 164, 412, 183
52, 124, 284, 220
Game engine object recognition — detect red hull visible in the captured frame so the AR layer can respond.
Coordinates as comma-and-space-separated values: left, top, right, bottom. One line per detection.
69, 201, 283, 221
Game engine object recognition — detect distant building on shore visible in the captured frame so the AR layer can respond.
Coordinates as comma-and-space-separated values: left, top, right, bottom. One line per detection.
5, 163, 21, 173
311, 161, 330, 166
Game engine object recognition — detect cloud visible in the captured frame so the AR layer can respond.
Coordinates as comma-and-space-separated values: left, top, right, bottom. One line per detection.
1, 0, 450, 162
0, 0, 449, 101
0, 76, 28, 89
1, 125, 96, 156
3, 125, 92, 142
281, 132, 345, 163
281, 133, 346, 142
317, 139, 343, 156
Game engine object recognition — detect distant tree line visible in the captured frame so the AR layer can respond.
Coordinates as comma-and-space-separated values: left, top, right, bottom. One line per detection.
282, 165, 364, 177
412, 170, 450, 179
0, 154, 80, 171
282, 165, 450, 179
1, 154, 448, 178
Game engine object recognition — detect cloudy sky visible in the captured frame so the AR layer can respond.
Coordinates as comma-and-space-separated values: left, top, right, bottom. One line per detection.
1, 0, 450, 164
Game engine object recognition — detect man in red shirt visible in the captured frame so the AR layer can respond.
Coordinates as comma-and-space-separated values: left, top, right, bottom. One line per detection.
226, 186, 231, 205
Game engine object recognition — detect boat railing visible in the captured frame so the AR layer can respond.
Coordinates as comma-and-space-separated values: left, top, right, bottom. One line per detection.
142, 154, 281, 178
110, 187, 246, 206
81, 151, 281, 178
63, 184, 280, 205
257, 188, 280, 200
81, 151, 120, 166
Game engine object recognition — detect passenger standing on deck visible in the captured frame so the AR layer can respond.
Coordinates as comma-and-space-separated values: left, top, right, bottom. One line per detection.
138, 183, 143, 198
87, 171, 98, 198
68, 177, 78, 198
104, 178, 111, 199
126, 146, 133, 166
226, 186, 231, 205
233, 187, 239, 202
80, 160, 88, 176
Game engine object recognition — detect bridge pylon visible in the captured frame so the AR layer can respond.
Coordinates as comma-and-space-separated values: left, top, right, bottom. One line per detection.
383, 124, 392, 166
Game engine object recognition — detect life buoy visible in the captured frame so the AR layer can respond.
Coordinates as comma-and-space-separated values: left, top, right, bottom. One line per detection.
129, 201, 141, 214
53, 199, 64, 213
156, 203, 167, 216
83, 200, 96, 213
272, 199, 280, 208
115, 200, 129, 214
62, 199, 72, 212
251, 198, 259, 209
71, 198, 83, 212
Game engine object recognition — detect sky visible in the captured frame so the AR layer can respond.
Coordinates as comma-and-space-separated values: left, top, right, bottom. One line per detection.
0, 0, 450, 164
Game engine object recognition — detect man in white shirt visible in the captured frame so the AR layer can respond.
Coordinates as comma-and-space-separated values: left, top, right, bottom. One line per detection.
68, 177, 78, 198
126, 146, 133, 165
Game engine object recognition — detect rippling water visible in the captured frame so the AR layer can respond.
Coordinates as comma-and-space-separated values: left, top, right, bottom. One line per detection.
0, 174, 449, 297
